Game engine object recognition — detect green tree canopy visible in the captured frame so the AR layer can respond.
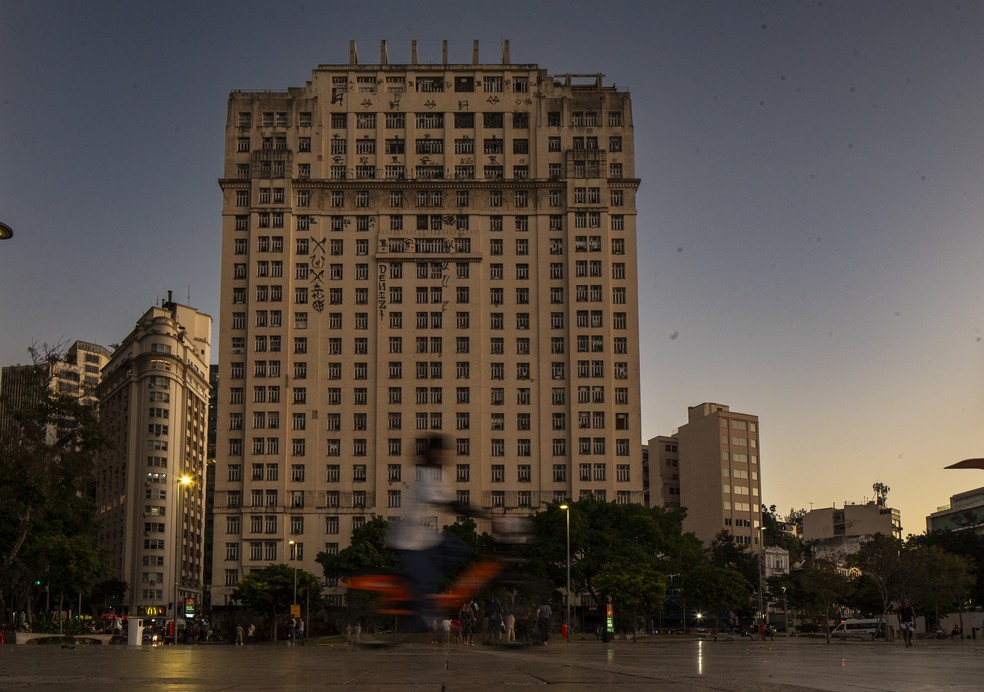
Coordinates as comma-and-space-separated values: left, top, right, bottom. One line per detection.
904, 544, 975, 624
0, 346, 107, 627
233, 563, 321, 640
910, 530, 984, 607
776, 557, 853, 643
595, 561, 667, 641
525, 499, 702, 607
848, 533, 902, 635
683, 563, 752, 634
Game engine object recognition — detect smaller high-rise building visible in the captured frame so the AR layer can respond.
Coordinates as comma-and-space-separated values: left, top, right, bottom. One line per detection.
649, 403, 763, 549
0, 340, 111, 439
94, 298, 212, 619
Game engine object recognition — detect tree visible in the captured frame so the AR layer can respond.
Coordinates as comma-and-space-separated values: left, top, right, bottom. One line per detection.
709, 530, 758, 587
761, 504, 804, 565
911, 530, 984, 607
232, 564, 321, 641
780, 559, 853, 643
594, 561, 667, 641
849, 533, 902, 639
904, 545, 975, 626
524, 499, 702, 610
683, 564, 752, 636
0, 345, 106, 628
317, 517, 397, 581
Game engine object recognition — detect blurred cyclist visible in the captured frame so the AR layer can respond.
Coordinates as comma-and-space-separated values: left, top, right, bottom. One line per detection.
386, 435, 485, 628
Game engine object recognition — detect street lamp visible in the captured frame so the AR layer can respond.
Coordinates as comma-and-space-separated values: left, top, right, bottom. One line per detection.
758, 527, 766, 636
174, 474, 193, 645
0, 221, 13, 240
288, 540, 298, 604
288, 540, 299, 646
781, 586, 789, 635
559, 504, 571, 646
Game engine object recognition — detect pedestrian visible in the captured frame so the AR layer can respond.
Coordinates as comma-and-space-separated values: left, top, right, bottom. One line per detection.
246, 623, 255, 644
297, 616, 305, 645
235, 624, 244, 646
505, 609, 516, 642
288, 616, 297, 646
441, 617, 452, 645
459, 601, 476, 645
898, 598, 915, 648
536, 600, 553, 645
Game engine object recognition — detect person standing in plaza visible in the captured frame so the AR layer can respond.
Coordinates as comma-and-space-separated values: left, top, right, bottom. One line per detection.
536, 600, 553, 645
297, 616, 305, 645
898, 598, 915, 648
235, 624, 244, 646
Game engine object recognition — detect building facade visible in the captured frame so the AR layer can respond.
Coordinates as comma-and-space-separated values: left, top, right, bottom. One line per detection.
926, 486, 984, 534
212, 40, 644, 604
94, 299, 212, 618
650, 403, 763, 548
802, 502, 902, 543
0, 340, 110, 441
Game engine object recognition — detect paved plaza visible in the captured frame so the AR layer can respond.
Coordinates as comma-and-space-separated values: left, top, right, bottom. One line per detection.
0, 636, 981, 691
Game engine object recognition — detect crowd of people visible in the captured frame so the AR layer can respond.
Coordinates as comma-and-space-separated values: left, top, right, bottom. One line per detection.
429, 598, 556, 646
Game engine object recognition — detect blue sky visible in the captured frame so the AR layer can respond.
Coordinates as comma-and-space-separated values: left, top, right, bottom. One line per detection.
2, 0, 983, 534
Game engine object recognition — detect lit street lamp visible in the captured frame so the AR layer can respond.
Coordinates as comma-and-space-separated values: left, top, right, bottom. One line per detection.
559, 504, 571, 645
0, 221, 13, 240
174, 474, 193, 645
288, 540, 298, 604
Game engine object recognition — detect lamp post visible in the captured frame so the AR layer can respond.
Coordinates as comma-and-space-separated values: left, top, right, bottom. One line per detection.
288, 540, 298, 604
174, 474, 193, 646
559, 504, 571, 646
781, 586, 789, 635
758, 527, 766, 636
288, 540, 298, 646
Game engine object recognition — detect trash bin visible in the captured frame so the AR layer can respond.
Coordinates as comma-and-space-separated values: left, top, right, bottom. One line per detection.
128, 619, 144, 646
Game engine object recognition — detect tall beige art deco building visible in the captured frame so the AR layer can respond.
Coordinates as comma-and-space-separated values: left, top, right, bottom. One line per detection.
675, 403, 762, 548
94, 298, 212, 618
213, 40, 643, 604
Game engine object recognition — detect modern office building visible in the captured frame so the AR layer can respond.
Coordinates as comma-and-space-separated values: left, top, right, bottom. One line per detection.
649, 403, 762, 548
212, 40, 644, 605
926, 487, 984, 534
93, 298, 212, 618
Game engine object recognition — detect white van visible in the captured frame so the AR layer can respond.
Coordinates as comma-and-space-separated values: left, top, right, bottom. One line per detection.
832, 618, 887, 640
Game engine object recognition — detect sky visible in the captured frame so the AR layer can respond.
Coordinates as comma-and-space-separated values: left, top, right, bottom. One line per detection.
2, 0, 983, 536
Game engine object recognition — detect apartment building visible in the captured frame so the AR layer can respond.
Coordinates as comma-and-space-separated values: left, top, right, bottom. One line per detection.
212, 40, 644, 604
650, 403, 763, 548
0, 340, 111, 440
94, 298, 212, 618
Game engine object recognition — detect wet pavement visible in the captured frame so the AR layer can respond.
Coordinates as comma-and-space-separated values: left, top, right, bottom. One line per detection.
0, 635, 980, 690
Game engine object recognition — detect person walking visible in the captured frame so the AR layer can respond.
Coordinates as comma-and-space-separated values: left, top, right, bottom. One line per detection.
235, 624, 244, 646
898, 598, 916, 648
536, 600, 553, 645
297, 616, 305, 645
